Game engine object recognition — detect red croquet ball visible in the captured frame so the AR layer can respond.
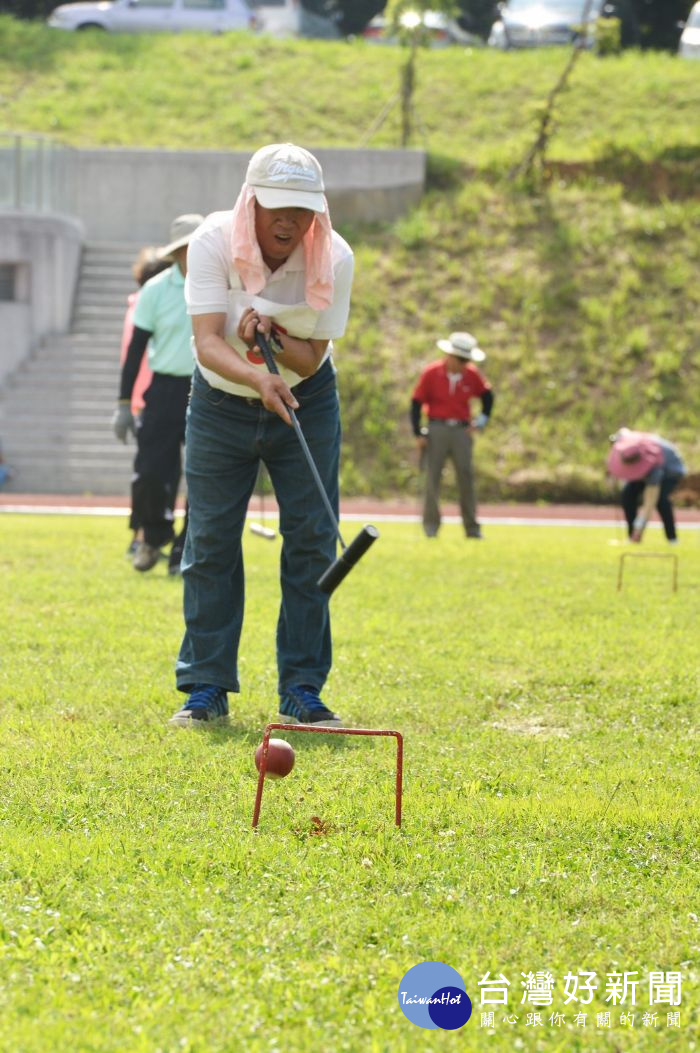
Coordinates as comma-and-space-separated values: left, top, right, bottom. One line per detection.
255, 738, 295, 779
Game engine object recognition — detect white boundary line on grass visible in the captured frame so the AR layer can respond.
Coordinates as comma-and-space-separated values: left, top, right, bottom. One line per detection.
0, 504, 140, 517
1, 503, 698, 529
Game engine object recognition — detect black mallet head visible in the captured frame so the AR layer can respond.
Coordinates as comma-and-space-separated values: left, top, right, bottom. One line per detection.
317, 524, 379, 595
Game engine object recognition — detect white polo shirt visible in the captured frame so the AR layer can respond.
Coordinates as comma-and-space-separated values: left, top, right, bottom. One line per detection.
185, 210, 354, 397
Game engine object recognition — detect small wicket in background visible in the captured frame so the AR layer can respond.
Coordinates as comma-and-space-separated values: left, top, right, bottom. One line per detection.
617, 551, 678, 592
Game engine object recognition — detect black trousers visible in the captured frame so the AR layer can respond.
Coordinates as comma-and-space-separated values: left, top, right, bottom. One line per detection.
621, 475, 682, 540
130, 372, 191, 549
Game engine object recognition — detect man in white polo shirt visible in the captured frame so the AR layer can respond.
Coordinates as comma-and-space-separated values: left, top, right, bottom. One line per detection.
170, 143, 354, 729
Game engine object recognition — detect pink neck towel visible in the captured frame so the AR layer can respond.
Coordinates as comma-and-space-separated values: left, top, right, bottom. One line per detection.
230, 184, 334, 311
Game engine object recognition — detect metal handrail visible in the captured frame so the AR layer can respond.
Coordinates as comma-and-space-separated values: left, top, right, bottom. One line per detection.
0, 131, 77, 214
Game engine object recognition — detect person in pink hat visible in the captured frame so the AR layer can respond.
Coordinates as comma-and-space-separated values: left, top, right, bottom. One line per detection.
171, 143, 354, 729
607, 428, 687, 543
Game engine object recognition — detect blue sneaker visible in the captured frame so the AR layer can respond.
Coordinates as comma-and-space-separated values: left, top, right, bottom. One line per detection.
168, 684, 229, 727
278, 685, 342, 727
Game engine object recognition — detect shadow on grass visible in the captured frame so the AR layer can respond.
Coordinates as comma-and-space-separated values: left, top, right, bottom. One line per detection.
547, 147, 700, 202
207, 721, 376, 756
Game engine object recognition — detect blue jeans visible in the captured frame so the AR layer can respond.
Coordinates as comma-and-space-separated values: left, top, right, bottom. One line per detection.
176, 363, 340, 698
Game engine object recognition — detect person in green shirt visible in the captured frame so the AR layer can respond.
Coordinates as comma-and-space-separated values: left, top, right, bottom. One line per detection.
113, 214, 203, 573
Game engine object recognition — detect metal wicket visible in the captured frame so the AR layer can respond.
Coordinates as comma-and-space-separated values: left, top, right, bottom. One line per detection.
617, 551, 678, 592
252, 722, 404, 829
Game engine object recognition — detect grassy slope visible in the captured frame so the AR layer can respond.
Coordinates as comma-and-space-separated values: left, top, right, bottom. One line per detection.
1, 515, 699, 1051
1, 18, 699, 498
2, 21, 697, 160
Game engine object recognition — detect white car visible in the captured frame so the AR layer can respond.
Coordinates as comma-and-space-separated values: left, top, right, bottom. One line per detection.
679, 1, 700, 58
248, 0, 299, 36
488, 0, 606, 49
48, 0, 258, 34
363, 10, 481, 47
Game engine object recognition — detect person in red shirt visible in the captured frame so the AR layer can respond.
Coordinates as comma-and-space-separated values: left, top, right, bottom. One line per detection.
410, 331, 494, 538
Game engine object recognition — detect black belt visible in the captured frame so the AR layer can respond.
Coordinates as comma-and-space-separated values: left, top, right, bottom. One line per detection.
195, 359, 334, 408
429, 418, 470, 426
228, 392, 263, 407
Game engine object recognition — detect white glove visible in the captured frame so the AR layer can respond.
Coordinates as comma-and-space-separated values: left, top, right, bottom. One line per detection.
473, 413, 489, 431
112, 401, 136, 443
631, 512, 647, 543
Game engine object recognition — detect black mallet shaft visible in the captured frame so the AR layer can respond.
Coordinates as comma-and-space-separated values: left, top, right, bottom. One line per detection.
256, 330, 379, 594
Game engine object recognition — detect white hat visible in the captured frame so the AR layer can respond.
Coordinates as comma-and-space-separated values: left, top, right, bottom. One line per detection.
246, 142, 326, 213
159, 213, 204, 257
436, 331, 486, 362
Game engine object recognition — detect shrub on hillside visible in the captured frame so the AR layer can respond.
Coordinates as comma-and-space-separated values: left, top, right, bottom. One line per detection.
498, 464, 610, 504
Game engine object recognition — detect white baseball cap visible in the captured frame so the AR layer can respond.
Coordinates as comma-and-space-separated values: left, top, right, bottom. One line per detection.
436, 331, 486, 363
246, 142, 326, 213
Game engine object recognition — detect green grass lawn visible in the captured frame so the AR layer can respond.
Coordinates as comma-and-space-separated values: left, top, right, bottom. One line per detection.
1, 513, 698, 1051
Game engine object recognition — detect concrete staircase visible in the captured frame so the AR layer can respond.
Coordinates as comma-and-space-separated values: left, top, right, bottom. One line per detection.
0, 242, 147, 494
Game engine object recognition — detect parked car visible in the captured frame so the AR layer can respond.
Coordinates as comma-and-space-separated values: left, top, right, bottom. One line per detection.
248, 0, 299, 36
679, 1, 700, 58
488, 0, 636, 49
362, 9, 482, 47
47, 0, 258, 34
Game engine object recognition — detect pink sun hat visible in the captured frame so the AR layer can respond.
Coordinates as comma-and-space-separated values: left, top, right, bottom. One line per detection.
607, 428, 664, 481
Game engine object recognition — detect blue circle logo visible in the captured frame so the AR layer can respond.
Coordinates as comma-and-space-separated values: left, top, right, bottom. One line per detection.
398, 962, 472, 1030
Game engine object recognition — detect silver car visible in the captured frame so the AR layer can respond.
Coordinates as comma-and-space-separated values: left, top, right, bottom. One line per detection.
488, 0, 605, 49
48, 0, 257, 34
363, 9, 481, 47
679, 1, 700, 58
248, 0, 299, 36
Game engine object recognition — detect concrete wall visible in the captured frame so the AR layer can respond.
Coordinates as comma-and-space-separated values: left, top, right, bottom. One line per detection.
0, 146, 425, 382
0, 212, 83, 384
74, 146, 426, 241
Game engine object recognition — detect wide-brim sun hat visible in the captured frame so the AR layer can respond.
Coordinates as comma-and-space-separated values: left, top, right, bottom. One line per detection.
436, 331, 486, 362
159, 213, 205, 257
607, 430, 664, 481
246, 142, 326, 213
